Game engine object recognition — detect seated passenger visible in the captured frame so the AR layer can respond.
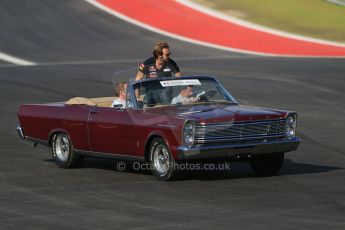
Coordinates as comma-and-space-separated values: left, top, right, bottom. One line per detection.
111, 82, 128, 108
171, 85, 199, 104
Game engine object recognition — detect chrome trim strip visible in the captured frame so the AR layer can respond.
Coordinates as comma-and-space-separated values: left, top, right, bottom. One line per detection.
158, 124, 176, 128
75, 149, 146, 162
196, 119, 285, 127
195, 134, 285, 144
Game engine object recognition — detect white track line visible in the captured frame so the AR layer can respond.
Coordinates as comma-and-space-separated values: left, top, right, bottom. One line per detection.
84, 0, 345, 58
0, 56, 262, 68
178, 0, 345, 48
0, 51, 36, 66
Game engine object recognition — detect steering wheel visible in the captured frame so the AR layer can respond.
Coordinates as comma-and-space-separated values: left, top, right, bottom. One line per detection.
197, 89, 217, 101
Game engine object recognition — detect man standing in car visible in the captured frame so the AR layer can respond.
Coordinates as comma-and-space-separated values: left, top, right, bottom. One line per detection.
135, 42, 182, 81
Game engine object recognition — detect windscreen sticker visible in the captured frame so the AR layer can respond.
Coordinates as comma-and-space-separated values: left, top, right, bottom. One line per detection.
160, 79, 201, 87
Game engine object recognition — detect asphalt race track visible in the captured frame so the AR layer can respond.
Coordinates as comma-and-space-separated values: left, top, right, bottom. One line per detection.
1, 1, 345, 229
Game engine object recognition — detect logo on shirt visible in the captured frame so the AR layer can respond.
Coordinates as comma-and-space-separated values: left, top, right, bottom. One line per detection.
149, 66, 157, 78
149, 72, 157, 78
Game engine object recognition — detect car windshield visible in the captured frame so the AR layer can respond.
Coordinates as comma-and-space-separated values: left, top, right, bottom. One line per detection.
133, 77, 237, 109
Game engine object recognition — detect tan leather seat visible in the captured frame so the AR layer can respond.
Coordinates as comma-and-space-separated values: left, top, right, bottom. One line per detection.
65, 97, 117, 107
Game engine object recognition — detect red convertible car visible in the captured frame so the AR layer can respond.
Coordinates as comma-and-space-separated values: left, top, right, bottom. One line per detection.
17, 76, 300, 180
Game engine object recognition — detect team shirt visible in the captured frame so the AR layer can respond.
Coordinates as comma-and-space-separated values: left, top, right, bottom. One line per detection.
138, 57, 180, 78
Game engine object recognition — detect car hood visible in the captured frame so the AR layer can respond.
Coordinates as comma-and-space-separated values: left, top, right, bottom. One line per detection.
144, 103, 288, 124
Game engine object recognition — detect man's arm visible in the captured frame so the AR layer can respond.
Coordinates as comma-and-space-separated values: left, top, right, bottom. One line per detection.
134, 72, 142, 99
171, 97, 178, 104
175, 72, 182, 77
135, 63, 146, 98
135, 71, 144, 81
169, 59, 181, 77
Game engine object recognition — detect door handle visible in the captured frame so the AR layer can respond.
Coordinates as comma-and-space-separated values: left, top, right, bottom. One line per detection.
90, 109, 99, 114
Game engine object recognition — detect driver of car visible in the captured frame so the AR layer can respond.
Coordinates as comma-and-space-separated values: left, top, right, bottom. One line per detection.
171, 85, 200, 104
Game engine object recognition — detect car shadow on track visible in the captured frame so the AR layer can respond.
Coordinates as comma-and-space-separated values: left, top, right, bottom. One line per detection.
171, 159, 343, 181
43, 157, 342, 181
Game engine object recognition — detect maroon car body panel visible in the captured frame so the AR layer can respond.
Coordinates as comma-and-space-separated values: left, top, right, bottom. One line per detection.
145, 104, 288, 124
18, 103, 187, 159
87, 106, 184, 157
18, 103, 90, 150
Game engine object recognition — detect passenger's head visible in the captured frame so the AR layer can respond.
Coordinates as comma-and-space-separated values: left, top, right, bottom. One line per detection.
115, 81, 128, 99
153, 42, 171, 64
180, 85, 194, 98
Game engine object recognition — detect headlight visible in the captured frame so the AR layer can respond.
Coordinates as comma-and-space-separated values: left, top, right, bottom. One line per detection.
183, 120, 195, 145
285, 127, 295, 138
184, 122, 194, 132
287, 116, 295, 126
184, 134, 194, 145
285, 114, 297, 139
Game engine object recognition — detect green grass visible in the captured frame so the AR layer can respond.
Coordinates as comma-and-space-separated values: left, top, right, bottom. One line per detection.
193, 0, 345, 43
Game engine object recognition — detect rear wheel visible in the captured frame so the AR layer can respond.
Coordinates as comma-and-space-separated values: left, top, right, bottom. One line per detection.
149, 138, 177, 181
51, 133, 80, 168
250, 153, 284, 176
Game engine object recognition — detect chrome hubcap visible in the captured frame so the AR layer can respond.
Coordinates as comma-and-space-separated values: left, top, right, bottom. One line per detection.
153, 145, 170, 175
55, 135, 69, 162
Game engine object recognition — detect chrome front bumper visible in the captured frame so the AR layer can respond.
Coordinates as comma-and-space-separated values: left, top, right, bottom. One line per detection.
177, 136, 301, 160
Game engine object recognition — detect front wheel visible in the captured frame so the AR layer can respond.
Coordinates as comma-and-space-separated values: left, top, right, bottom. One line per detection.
51, 133, 80, 168
149, 138, 177, 181
250, 153, 284, 176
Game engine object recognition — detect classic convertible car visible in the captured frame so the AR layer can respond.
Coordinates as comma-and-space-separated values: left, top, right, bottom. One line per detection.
17, 76, 300, 180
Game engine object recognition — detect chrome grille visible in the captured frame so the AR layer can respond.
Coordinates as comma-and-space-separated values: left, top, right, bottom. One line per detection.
195, 119, 285, 144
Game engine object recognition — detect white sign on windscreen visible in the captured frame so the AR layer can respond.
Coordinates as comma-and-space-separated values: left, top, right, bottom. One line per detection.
160, 79, 201, 87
